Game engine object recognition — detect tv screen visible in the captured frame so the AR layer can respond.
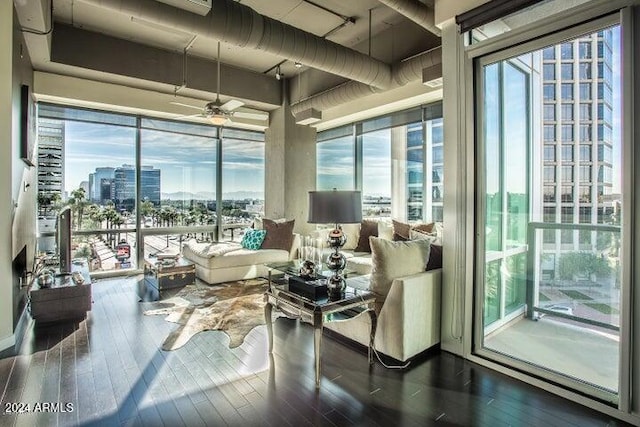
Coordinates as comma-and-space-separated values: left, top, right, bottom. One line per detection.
57, 206, 72, 273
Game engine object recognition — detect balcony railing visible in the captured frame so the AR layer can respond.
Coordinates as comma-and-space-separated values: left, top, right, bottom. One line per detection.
526, 221, 621, 332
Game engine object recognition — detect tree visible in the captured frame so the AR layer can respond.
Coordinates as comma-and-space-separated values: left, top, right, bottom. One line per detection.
557, 251, 611, 281
68, 188, 89, 230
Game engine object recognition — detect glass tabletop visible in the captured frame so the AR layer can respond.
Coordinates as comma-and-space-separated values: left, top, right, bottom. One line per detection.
266, 259, 365, 281
266, 260, 373, 310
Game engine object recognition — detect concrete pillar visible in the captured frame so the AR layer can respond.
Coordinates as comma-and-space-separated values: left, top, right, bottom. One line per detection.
391, 126, 408, 221
264, 82, 317, 236
0, 2, 15, 351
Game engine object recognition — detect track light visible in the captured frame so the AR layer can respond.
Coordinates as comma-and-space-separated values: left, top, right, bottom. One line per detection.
294, 62, 302, 68
275, 65, 283, 80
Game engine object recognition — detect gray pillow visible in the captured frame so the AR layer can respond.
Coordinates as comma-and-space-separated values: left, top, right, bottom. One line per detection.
369, 237, 431, 307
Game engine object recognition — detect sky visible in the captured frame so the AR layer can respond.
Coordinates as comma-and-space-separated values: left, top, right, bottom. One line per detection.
64, 122, 265, 196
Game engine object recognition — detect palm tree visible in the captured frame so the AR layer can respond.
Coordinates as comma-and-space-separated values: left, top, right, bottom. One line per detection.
112, 214, 125, 245
68, 187, 89, 230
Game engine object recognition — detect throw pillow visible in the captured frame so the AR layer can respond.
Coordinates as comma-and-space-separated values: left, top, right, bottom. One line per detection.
261, 218, 295, 251
392, 219, 411, 241
377, 220, 394, 241
409, 229, 437, 242
241, 229, 267, 250
341, 223, 361, 250
426, 244, 443, 271
355, 220, 378, 252
370, 237, 431, 307
413, 222, 435, 234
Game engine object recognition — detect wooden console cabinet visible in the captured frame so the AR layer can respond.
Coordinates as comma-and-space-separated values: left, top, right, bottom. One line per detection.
29, 261, 92, 323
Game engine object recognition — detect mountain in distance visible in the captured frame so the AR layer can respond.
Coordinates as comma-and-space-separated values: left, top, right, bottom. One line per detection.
161, 191, 264, 200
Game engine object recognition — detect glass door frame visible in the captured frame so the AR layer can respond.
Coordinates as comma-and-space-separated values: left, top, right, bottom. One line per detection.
471, 9, 630, 407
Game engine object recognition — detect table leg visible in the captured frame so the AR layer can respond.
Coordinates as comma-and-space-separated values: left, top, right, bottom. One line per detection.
264, 297, 274, 353
367, 309, 378, 365
313, 309, 322, 389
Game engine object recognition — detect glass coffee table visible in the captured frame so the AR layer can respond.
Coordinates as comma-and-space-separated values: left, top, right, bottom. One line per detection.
264, 261, 377, 389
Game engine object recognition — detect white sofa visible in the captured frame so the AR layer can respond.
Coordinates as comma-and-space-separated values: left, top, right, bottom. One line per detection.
182, 234, 300, 285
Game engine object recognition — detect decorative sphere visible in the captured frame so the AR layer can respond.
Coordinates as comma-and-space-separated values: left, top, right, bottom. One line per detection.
327, 275, 346, 296
326, 252, 346, 271
327, 228, 347, 248
298, 260, 316, 278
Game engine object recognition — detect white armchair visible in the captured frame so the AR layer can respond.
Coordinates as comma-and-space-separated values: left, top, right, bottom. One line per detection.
325, 268, 441, 362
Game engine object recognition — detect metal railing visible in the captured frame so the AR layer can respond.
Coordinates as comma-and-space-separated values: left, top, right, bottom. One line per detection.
526, 221, 621, 331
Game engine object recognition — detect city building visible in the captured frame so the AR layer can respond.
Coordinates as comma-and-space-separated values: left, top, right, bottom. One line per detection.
91, 167, 115, 203
541, 29, 616, 273
36, 118, 64, 205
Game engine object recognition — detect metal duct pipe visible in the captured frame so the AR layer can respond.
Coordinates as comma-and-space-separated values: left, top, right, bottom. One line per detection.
78, 0, 392, 90
377, 0, 441, 37
393, 46, 441, 86
291, 81, 376, 115
291, 47, 441, 115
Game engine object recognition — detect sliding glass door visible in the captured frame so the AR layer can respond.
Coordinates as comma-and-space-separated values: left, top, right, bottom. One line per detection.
476, 19, 623, 402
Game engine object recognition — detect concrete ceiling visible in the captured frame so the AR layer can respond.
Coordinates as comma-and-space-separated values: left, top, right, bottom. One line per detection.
16, 0, 442, 129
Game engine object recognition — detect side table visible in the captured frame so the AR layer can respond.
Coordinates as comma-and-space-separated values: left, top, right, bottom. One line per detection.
29, 260, 92, 323
264, 264, 377, 389
139, 256, 195, 301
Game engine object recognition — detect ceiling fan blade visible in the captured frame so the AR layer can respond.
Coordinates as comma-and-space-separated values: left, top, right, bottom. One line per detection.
220, 99, 244, 111
233, 111, 269, 121
170, 101, 203, 111
173, 113, 203, 119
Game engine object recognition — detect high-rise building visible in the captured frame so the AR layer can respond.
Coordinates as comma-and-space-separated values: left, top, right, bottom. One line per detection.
36, 118, 65, 205
540, 29, 615, 274
92, 167, 115, 203
114, 165, 135, 211
140, 165, 161, 206
113, 164, 160, 211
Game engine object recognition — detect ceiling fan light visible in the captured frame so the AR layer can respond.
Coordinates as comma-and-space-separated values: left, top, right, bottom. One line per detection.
209, 114, 228, 126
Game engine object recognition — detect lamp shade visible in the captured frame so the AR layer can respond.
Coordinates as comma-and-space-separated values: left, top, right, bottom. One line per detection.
308, 190, 362, 224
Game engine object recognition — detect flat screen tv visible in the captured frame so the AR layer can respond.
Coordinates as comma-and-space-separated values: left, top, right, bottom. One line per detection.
57, 206, 72, 273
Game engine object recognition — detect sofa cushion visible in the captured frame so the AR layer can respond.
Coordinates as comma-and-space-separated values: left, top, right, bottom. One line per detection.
183, 243, 290, 269
370, 237, 431, 305
426, 244, 442, 271
253, 217, 287, 230
182, 239, 242, 258
241, 229, 266, 250
345, 254, 373, 276
261, 218, 295, 251
377, 220, 393, 241
341, 223, 360, 250
355, 220, 378, 252
392, 220, 412, 240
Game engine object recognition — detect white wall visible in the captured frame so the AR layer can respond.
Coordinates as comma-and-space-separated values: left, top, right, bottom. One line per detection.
0, 0, 14, 350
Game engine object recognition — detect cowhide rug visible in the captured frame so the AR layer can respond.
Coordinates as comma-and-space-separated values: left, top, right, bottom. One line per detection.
143, 278, 280, 351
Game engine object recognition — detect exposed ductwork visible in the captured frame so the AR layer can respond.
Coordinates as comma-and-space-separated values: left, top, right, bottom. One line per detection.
78, 0, 393, 90
291, 47, 441, 116
377, 0, 441, 37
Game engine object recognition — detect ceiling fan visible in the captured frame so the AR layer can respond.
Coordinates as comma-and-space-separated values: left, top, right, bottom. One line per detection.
171, 42, 268, 126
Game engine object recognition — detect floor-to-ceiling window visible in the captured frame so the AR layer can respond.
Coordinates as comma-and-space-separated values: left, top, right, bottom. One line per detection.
316, 102, 443, 222
37, 105, 265, 272
474, 15, 623, 404
316, 125, 355, 191
221, 128, 265, 241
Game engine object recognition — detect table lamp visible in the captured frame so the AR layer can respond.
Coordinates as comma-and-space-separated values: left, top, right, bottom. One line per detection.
308, 190, 362, 296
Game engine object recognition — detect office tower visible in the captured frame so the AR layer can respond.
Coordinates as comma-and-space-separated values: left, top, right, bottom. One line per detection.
541, 29, 615, 275
37, 118, 65, 206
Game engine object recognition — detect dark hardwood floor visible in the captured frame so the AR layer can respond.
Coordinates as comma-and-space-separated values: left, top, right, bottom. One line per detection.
0, 277, 631, 426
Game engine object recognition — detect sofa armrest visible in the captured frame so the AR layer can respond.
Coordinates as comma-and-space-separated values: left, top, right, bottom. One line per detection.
289, 233, 301, 260
376, 268, 442, 360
